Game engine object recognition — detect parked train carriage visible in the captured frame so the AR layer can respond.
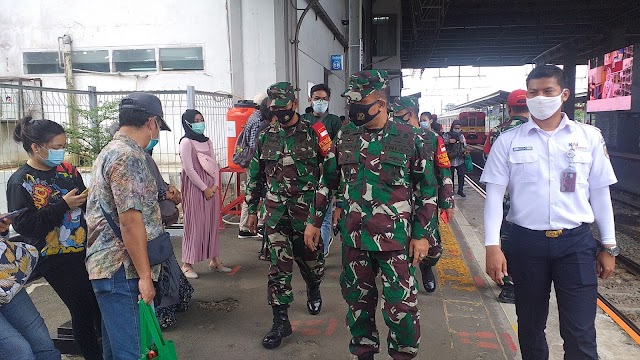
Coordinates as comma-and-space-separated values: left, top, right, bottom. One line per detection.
438, 110, 488, 145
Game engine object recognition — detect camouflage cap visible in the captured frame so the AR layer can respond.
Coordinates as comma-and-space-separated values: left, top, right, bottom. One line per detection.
267, 82, 295, 107
391, 96, 419, 112
342, 70, 388, 102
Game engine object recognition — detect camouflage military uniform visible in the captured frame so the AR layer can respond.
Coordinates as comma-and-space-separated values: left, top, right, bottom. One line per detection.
391, 96, 454, 266
311, 71, 439, 359
246, 83, 328, 307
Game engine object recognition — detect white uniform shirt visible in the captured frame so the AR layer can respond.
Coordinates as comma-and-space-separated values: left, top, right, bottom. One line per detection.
481, 114, 617, 231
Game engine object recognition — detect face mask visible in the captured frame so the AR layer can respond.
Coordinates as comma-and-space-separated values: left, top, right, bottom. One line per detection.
393, 112, 411, 123
146, 121, 160, 151
312, 100, 329, 114
526, 94, 563, 120
40, 148, 65, 167
452, 128, 461, 133
349, 101, 381, 126
190, 122, 206, 134
273, 109, 295, 124
420, 121, 430, 129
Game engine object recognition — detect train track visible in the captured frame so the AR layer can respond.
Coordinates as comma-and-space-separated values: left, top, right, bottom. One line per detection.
464, 147, 640, 344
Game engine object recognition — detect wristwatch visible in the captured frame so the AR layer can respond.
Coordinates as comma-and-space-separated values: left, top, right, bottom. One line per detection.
600, 245, 620, 257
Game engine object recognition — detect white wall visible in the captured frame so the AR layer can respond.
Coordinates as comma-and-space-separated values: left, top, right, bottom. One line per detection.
241, 0, 278, 100
0, 0, 232, 93
295, 0, 347, 115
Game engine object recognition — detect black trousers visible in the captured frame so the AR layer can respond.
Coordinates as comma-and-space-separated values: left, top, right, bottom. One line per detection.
506, 224, 598, 360
451, 163, 465, 192
41, 253, 103, 360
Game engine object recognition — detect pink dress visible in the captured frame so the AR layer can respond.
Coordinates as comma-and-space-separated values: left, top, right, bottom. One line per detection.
179, 138, 221, 264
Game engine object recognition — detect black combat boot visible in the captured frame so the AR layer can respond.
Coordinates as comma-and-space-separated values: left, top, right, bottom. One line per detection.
262, 305, 292, 349
420, 264, 437, 293
306, 283, 322, 315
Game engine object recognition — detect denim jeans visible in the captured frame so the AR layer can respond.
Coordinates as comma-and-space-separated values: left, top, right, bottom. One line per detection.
0, 289, 61, 360
92, 266, 141, 360
321, 198, 334, 256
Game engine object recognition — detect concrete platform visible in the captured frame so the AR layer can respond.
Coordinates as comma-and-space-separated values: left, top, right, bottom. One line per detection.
27, 187, 640, 359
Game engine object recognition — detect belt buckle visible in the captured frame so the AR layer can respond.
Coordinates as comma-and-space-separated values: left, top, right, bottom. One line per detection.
545, 230, 562, 238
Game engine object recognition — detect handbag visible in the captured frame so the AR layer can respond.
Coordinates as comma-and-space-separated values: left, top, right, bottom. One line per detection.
100, 204, 174, 266
464, 153, 473, 173
138, 300, 178, 360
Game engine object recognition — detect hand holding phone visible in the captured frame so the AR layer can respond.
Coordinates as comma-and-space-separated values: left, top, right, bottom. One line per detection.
63, 189, 88, 209
0, 208, 28, 222
80, 189, 89, 196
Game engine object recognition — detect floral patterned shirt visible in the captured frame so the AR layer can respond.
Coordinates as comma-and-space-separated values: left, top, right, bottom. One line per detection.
85, 132, 163, 280
0, 239, 38, 305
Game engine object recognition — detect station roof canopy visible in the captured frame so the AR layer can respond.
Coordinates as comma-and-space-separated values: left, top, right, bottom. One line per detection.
453, 90, 589, 110
400, 0, 640, 68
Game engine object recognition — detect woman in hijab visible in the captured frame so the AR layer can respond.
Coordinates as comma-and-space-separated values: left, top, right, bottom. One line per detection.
179, 109, 231, 279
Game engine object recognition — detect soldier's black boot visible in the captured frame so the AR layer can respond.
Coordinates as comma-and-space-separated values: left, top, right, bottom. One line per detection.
420, 264, 437, 293
306, 282, 322, 315
262, 305, 292, 349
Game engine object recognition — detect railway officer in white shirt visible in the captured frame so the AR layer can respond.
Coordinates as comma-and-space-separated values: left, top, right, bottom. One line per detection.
481, 65, 618, 360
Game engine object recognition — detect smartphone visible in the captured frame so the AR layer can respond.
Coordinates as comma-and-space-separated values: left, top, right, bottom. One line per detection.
80, 189, 89, 196
0, 208, 28, 222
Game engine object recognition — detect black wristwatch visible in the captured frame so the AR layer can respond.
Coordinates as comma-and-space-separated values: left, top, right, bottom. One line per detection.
600, 245, 620, 257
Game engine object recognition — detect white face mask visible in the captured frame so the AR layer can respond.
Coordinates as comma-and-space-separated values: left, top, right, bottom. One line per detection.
312, 100, 329, 114
526, 94, 563, 121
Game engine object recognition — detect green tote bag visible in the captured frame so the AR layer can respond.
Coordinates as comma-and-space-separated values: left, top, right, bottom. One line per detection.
139, 300, 178, 360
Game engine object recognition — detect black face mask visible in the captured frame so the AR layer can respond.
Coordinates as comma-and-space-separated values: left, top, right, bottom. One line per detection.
349, 101, 381, 126
393, 112, 411, 123
272, 109, 295, 124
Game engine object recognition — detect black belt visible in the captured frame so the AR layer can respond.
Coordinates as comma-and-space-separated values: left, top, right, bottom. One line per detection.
514, 223, 589, 238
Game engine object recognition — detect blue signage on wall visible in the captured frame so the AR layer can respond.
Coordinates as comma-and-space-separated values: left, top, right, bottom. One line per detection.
330, 55, 343, 71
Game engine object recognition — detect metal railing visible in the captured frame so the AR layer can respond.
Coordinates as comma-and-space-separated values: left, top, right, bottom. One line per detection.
0, 82, 234, 213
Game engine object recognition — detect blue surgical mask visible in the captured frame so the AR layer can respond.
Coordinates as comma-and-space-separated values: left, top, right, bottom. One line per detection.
146, 121, 160, 151
42, 148, 65, 167
420, 121, 430, 129
190, 122, 206, 134
312, 100, 329, 114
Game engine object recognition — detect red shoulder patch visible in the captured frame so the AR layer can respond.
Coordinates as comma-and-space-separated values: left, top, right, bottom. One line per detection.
311, 122, 332, 157
435, 136, 451, 168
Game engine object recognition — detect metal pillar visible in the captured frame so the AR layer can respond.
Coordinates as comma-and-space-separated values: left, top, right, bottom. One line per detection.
187, 86, 195, 109
348, 0, 362, 76
563, 45, 577, 120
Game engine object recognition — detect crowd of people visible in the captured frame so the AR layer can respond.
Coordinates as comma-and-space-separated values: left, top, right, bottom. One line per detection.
0, 64, 619, 360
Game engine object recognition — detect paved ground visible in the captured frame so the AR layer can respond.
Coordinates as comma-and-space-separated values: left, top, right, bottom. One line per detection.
29, 188, 640, 359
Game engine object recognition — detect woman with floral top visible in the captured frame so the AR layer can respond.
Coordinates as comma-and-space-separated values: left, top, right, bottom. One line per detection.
7, 116, 102, 360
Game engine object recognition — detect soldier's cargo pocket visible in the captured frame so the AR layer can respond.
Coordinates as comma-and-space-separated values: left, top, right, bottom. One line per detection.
261, 148, 280, 177
340, 163, 359, 183
381, 151, 409, 186
293, 148, 317, 177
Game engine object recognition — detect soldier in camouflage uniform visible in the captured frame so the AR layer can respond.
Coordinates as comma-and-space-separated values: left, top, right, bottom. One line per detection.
245, 82, 332, 349
482, 89, 529, 304
304, 71, 439, 360
391, 96, 454, 293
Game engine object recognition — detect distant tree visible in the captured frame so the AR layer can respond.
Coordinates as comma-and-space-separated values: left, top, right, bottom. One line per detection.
65, 100, 119, 166
444, 103, 457, 112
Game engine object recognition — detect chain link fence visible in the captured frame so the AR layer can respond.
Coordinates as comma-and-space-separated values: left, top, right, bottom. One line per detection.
0, 81, 234, 214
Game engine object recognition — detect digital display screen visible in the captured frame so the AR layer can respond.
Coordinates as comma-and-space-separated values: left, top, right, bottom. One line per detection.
587, 45, 633, 112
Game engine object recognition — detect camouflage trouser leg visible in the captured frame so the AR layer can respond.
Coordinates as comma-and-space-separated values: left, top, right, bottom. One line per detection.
341, 245, 420, 360
267, 216, 325, 306
420, 220, 443, 267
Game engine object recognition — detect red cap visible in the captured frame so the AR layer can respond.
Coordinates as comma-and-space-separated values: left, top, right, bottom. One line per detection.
507, 89, 527, 106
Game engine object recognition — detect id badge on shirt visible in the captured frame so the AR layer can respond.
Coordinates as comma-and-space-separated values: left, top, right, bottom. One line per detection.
560, 166, 577, 192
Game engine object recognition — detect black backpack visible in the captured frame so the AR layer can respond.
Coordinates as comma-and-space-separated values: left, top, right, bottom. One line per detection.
232, 124, 254, 168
